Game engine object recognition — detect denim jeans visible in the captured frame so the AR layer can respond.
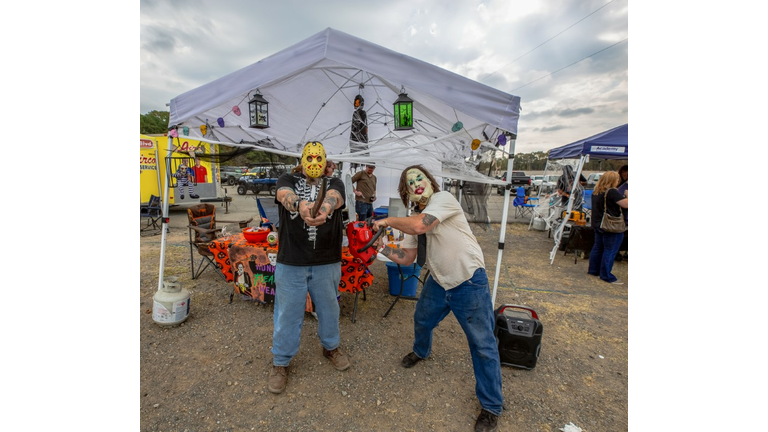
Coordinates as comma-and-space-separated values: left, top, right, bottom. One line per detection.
355, 200, 373, 221
412, 268, 504, 416
588, 228, 625, 283
272, 263, 341, 366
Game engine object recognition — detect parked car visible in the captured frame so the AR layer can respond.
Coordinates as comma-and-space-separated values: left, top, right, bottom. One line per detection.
496, 171, 531, 195
220, 166, 248, 186
237, 176, 278, 196
586, 172, 604, 189
539, 175, 560, 194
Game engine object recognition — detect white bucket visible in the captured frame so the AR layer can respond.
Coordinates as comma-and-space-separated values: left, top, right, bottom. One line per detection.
152, 276, 191, 326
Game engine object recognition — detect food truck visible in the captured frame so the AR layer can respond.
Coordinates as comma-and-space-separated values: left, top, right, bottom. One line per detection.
140, 134, 224, 206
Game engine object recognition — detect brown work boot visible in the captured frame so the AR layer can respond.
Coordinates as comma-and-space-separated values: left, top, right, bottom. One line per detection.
322, 347, 351, 371
474, 409, 499, 432
268, 366, 288, 394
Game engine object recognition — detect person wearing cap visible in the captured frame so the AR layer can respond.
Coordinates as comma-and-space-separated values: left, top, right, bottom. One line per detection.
371, 164, 504, 432
351, 164, 377, 221
268, 141, 349, 395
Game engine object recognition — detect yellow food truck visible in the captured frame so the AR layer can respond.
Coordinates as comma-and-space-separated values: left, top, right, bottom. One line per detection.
140, 134, 225, 206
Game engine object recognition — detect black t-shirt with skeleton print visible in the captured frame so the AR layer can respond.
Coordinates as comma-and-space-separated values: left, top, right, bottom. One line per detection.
274, 173, 346, 266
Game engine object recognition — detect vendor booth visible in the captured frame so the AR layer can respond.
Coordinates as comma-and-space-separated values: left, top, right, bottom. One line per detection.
156, 27, 523, 305
544, 123, 628, 263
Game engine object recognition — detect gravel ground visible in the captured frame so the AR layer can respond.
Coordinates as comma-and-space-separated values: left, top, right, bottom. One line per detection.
140, 196, 628, 432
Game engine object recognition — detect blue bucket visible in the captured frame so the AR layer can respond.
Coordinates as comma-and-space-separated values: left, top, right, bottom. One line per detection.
385, 262, 422, 297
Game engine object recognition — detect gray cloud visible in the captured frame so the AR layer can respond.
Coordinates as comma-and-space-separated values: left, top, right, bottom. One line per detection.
140, 0, 627, 152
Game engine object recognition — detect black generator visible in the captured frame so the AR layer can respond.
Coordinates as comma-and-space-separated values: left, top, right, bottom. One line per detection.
494, 304, 543, 370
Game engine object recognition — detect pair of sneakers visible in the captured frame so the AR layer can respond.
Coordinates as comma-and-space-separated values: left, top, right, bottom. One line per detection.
268, 347, 350, 394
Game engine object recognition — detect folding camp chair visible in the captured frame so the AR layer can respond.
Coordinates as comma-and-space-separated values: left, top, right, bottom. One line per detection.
513, 187, 536, 219
187, 203, 252, 281
582, 190, 593, 222
140, 195, 162, 233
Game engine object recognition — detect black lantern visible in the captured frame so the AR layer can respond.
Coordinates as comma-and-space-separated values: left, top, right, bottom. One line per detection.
248, 89, 269, 128
393, 86, 414, 130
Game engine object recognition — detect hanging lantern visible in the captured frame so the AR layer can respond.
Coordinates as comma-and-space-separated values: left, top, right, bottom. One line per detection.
248, 89, 269, 128
393, 86, 414, 130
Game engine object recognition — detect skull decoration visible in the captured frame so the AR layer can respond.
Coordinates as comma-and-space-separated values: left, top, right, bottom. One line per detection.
301, 141, 326, 178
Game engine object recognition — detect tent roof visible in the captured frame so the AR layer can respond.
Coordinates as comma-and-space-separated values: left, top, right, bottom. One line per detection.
548, 123, 628, 160
168, 27, 521, 183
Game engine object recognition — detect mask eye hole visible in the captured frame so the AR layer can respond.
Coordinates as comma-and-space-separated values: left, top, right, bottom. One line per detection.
316, 156, 322, 163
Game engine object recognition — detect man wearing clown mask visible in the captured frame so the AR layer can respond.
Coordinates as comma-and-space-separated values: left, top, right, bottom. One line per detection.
372, 165, 503, 432
268, 141, 349, 395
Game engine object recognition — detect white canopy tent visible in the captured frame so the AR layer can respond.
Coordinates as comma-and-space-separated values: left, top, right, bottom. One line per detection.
159, 28, 522, 304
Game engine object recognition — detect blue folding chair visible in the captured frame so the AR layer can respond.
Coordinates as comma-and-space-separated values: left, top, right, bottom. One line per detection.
256, 198, 275, 231
582, 190, 593, 222
513, 187, 536, 219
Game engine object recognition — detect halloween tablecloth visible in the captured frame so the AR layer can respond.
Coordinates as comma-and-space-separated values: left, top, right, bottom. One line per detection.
209, 234, 374, 309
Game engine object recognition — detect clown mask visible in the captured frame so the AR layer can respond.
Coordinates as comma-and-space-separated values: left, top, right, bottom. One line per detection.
406, 168, 435, 206
301, 141, 326, 178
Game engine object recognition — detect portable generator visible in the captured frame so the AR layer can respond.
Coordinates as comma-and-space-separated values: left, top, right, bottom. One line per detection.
494, 304, 543, 370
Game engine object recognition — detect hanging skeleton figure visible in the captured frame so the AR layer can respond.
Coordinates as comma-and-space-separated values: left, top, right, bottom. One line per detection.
173, 162, 199, 200
349, 94, 368, 159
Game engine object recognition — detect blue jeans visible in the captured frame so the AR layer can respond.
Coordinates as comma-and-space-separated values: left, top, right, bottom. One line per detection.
588, 228, 625, 282
272, 263, 342, 366
412, 268, 504, 416
355, 200, 373, 221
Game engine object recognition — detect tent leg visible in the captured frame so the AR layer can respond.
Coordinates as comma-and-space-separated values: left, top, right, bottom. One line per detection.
491, 137, 515, 306
157, 136, 174, 292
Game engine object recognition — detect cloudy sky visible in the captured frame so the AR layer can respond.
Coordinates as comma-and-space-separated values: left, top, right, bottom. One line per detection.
140, 0, 627, 154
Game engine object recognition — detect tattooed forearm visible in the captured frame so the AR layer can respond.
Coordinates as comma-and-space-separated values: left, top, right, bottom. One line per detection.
422, 214, 437, 227
278, 188, 301, 212
320, 190, 342, 214
381, 247, 407, 259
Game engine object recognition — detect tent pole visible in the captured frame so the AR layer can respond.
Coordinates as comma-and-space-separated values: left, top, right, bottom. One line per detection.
491, 135, 515, 305
157, 135, 174, 292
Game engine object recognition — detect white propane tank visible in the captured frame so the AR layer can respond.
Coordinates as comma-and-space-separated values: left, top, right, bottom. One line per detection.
152, 276, 191, 326
532, 217, 546, 231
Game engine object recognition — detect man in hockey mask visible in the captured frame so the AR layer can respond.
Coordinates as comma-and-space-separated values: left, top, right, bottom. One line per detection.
268, 141, 349, 394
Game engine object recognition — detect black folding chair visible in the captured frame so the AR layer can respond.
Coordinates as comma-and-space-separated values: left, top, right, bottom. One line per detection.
140, 195, 162, 233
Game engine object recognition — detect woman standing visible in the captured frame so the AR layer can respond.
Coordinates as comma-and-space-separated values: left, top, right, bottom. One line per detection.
588, 171, 628, 284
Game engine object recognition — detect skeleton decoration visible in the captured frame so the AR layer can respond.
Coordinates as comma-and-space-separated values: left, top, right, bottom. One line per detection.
349, 94, 368, 158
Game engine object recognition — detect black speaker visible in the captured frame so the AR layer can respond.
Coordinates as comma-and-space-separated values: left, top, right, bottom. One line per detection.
494, 305, 543, 370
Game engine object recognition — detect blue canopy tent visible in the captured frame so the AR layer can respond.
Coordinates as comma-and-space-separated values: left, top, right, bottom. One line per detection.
548, 123, 628, 160
545, 124, 628, 263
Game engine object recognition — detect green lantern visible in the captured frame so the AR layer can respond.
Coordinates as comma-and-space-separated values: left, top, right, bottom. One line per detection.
248, 89, 269, 128
393, 86, 414, 130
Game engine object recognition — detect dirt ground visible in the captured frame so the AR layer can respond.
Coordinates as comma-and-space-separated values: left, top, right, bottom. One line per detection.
140, 200, 628, 432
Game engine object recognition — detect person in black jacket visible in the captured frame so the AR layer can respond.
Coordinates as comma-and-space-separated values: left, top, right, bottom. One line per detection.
588, 171, 628, 284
